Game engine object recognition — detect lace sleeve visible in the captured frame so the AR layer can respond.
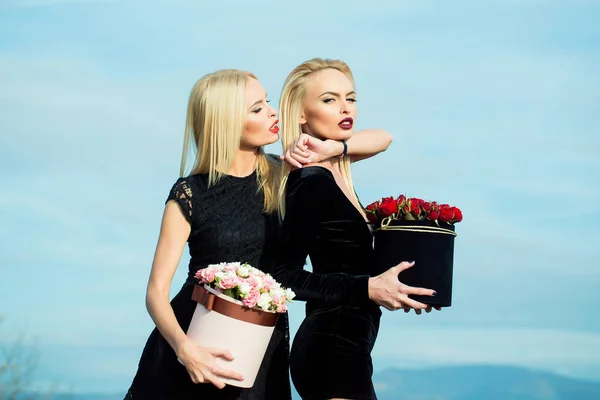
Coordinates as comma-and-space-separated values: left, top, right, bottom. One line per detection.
166, 178, 193, 224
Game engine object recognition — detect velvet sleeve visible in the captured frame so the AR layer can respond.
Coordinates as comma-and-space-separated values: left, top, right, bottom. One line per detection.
272, 168, 370, 305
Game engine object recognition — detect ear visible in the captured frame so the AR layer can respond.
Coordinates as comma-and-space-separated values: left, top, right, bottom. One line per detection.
299, 110, 307, 125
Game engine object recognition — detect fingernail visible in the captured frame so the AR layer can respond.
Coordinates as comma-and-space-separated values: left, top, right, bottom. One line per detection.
409, 260, 415, 263
432, 291, 437, 296
307, 159, 312, 163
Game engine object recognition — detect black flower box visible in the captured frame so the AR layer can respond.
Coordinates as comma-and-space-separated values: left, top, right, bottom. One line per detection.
373, 219, 457, 307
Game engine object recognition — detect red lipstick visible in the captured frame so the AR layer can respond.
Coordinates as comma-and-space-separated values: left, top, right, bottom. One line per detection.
339, 117, 353, 130
270, 120, 279, 134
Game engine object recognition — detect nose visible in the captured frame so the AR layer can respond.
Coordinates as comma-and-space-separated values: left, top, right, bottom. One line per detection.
340, 101, 351, 114
268, 103, 277, 117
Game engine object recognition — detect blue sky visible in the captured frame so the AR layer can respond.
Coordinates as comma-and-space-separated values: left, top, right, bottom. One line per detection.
1, 0, 599, 394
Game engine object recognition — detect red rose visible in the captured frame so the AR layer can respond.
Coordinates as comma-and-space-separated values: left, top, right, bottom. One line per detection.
409, 198, 424, 218
365, 201, 380, 213
427, 210, 440, 221
366, 211, 378, 224
451, 206, 463, 222
396, 195, 407, 208
438, 204, 454, 223
379, 197, 398, 217
422, 202, 432, 212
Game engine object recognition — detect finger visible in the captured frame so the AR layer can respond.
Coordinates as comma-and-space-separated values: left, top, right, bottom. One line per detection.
212, 366, 245, 382
289, 153, 312, 165
425, 306, 432, 313
402, 285, 436, 297
203, 370, 226, 389
283, 151, 303, 169
415, 308, 422, 315
292, 145, 311, 158
208, 348, 235, 361
435, 306, 442, 311
190, 371, 205, 384
401, 297, 428, 310
390, 261, 415, 275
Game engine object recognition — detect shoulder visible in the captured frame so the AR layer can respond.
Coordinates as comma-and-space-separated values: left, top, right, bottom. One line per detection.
287, 166, 335, 193
169, 174, 209, 197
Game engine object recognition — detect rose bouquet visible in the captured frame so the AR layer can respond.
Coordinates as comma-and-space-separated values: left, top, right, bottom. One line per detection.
184, 262, 295, 388
365, 195, 463, 307
365, 195, 463, 226
194, 262, 296, 313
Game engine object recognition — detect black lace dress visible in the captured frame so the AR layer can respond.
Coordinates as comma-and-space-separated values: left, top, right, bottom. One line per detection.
125, 170, 291, 400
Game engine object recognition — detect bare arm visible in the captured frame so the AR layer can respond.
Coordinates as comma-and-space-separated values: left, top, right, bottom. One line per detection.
281, 129, 393, 167
145, 200, 243, 388
340, 128, 393, 162
145, 201, 191, 356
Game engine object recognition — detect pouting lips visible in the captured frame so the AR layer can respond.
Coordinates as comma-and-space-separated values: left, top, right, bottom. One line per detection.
270, 120, 280, 133
339, 117, 353, 130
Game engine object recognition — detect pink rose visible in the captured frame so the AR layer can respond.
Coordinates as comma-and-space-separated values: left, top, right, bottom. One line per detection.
218, 274, 240, 290
276, 302, 287, 313
195, 266, 217, 283
262, 275, 277, 291
242, 290, 260, 308
247, 276, 262, 292
223, 263, 238, 273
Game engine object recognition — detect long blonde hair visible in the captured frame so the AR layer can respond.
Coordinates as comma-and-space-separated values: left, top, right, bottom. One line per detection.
277, 58, 358, 217
180, 69, 280, 213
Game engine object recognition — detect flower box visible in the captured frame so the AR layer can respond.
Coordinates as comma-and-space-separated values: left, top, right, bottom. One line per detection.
366, 196, 462, 307
183, 262, 295, 388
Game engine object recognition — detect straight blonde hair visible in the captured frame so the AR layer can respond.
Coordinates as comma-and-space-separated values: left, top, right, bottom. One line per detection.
277, 58, 358, 217
180, 69, 280, 213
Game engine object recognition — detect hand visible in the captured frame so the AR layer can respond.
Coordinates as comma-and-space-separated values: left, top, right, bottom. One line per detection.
280, 134, 344, 168
176, 338, 244, 389
367, 261, 436, 311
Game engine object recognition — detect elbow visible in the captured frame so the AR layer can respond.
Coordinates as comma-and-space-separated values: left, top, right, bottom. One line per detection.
145, 280, 169, 315
380, 130, 393, 151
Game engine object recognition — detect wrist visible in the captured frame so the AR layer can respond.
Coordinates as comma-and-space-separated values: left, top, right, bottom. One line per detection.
173, 334, 190, 358
367, 277, 374, 300
339, 139, 348, 158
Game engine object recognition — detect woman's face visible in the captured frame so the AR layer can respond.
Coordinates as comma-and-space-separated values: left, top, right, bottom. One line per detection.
301, 68, 356, 141
241, 77, 279, 150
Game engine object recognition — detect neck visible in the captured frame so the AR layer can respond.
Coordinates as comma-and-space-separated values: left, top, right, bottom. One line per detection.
313, 156, 342, 174
227, 147, 259, 177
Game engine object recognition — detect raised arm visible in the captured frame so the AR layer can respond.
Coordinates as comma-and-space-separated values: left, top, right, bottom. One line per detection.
272, 169, 371, 305
281, 129, 392, 168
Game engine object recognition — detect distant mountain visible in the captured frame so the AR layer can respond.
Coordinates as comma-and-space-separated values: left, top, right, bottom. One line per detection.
15, 365, 600, 400
370, 365, 600, 400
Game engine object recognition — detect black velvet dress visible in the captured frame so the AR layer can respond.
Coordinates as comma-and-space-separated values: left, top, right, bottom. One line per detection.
125, 170, 292, 400
273, 166, 382, 400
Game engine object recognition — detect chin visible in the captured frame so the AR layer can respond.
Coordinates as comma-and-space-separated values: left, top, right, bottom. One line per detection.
260, 133, 280, 147
331, 129, 353, 141
317, 126, 353, 141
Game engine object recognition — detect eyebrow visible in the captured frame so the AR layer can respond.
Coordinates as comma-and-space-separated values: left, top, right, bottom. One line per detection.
249, 94, 267, 109
319, 91, 356, 97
